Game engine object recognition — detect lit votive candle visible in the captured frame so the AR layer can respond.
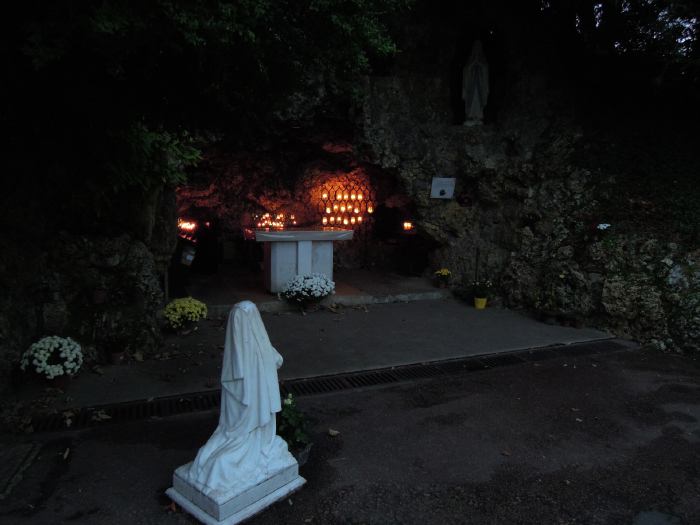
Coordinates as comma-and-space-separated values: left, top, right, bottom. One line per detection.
326, 207, 331, 214
350, 217, 356, 224
357, 193, 363, 201
330, 217, 335, 224
336, 192, 342, 200
358, 216, 363, 223
343, 218, 349, 225
354, 207, 359, 214
322, 192, 328, 200
351, 192, 356, 200
340, 205, 346, 212
368, 205, 374, 214
343, 193, 349, 200
333, 204, 339, 211
322, 217, 328, 225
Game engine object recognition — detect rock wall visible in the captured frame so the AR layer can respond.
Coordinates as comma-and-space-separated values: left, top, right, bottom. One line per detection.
176, 141, 413, 271
359, 75, 699, 352
0, 185, 176, 389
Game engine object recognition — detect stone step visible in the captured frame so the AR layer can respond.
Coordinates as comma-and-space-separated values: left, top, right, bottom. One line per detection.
206, 288, 452, 317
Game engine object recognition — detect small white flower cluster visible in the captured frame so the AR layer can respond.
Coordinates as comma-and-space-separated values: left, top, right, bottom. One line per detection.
596, 223, 611, 230
20, 336, 83, 379
282, 273, 335, 303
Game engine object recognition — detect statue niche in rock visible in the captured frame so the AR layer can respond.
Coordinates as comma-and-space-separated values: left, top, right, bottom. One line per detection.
167, 301, 305, 525
462, 40, 489, 126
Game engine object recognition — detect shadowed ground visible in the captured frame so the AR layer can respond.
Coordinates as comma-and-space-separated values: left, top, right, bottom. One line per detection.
1, 347, 699, 524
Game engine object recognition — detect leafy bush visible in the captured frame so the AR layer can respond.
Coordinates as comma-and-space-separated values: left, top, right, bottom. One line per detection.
472, 279, 494, 298
277, 393, 309, 450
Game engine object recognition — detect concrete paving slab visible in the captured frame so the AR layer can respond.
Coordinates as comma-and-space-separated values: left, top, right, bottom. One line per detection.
10, 299, 611, 411
268, 299, 611, 379
0, 443, 40, 500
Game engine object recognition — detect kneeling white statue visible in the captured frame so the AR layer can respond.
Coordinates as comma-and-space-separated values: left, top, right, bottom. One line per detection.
167, 301, 305, 524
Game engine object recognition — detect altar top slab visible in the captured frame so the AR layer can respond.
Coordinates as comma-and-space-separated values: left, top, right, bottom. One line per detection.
254, 228, 353, 242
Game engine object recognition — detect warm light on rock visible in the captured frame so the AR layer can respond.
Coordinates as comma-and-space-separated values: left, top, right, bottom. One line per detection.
315, 176, 373, 229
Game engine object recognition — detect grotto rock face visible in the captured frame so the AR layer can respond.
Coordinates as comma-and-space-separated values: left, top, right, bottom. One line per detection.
359, 75, 699, 351
29, 234, 164, 366
0, 185, 174, 389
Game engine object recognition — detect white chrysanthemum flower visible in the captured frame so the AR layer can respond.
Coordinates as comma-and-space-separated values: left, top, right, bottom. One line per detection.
282, 273, 335, 303
20, 336, 83, 379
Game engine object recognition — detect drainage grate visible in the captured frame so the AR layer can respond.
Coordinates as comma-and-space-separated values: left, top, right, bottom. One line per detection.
31, 339, 628, 433
31, 391, 221, 433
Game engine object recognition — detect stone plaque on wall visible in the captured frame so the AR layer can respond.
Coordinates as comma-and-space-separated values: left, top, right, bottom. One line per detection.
430, 178, 456, 199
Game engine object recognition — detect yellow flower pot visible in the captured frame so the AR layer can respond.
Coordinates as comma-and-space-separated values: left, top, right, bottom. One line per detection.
474, 297, 488, 309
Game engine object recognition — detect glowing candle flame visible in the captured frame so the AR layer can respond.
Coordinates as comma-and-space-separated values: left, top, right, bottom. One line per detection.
343, 218, 349, 225
354, 207, 359, 214
330, 217, 335, 223
357, 193, 363, 201
343, 193, 349, 200
351, 192, 356, 200
322, 192, 328, 200
350, 217, 356, 224
322, 217, 328, 225
368, 205, 374, 214
336, 192, 342, 200
333, 204, 339, 212
326, 207, 331, 214
178, 219, 197, 232
340, 205, 346, 212
403, 221, 414, 231
358, 216, 363, 223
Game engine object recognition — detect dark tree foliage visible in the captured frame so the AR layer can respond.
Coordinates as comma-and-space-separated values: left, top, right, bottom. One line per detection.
2, 0, 409, 210
1, 0, 696, 220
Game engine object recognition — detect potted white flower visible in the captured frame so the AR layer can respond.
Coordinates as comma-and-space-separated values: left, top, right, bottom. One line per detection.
281, 273, 335, 311
20, 336, 83, 388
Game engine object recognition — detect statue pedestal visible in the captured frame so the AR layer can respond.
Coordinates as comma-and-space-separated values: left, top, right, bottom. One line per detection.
167, 461, 306, 524
255, 229, 353, 292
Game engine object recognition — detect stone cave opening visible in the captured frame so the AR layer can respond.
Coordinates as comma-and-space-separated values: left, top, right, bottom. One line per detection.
168, 137, 439, 307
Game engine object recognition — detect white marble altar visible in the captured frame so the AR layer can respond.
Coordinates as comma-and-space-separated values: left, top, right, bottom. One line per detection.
167, 301, 305, 524
255, 229, 353, 293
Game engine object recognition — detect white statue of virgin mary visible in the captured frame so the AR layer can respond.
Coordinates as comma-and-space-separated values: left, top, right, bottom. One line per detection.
174, 301, 300, 513
462, 40, 489, 125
